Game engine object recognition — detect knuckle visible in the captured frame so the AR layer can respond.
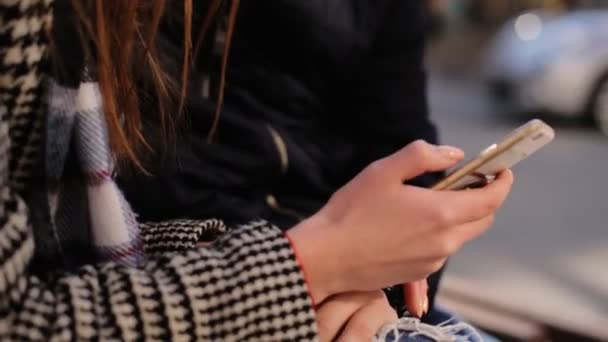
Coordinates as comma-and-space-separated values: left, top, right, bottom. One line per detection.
374, 301, 399, 322
371, 293, 394, 314
370, 290, 388, 304
365, 159, 386, 179
433, 206, 453, 227
464, 215, 495, 242
486, 197, 501, 212
486, 214, 496, 227
436, 236, 459, 256
408, 139, 430, 157
428, 258, 448, 274
477, 215, 496, 235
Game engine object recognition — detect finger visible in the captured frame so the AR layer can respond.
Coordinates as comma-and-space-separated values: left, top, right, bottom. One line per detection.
453, 214, 495, 244
435, 169, 514, 225
403, 282, 419, 317
421, 280, 429, 315
315, 292, 371, 342
378, 140, 465, 181
403, 279, 428, 318
336, 292, 398, 342
430, 215, 495, 259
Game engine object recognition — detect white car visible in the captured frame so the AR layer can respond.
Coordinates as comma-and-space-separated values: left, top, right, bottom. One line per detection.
483, 10, 608, 135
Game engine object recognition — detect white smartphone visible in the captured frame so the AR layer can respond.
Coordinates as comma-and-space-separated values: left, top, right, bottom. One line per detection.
432, 119, 555, 191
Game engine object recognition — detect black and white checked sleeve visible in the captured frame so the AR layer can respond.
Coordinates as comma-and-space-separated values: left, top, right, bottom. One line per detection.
0, 197, 319, 341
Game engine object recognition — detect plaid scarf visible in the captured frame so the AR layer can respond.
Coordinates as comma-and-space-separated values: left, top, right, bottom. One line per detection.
47, 80, 144, 267
42, 0, 237, 270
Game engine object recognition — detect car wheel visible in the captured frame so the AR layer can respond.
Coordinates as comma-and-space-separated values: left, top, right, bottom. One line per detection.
593, 77, 608, 135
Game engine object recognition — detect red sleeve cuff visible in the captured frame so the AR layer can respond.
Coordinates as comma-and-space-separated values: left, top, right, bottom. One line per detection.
284, 232, 318, 308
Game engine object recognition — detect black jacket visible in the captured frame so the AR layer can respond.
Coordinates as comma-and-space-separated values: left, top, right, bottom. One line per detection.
120, 0, 439, 227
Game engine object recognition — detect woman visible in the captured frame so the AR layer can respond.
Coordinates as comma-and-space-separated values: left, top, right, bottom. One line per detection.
118, 0, 446, 317
0, 0, 512, 341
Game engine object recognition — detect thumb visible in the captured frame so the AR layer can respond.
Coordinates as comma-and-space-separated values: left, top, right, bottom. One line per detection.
381, 140, 464, 181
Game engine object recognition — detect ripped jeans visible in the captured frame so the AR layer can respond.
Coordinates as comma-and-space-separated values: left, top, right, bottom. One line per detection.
374, 306, 499, 342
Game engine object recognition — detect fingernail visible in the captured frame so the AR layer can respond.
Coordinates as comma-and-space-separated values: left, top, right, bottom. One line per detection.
423, 296, 429, 315
414, 280, 428, 318
437, 145, 464, 159
416, 302, 423, 318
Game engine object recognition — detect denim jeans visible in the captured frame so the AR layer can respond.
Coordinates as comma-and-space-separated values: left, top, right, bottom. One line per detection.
374, 306, 500, 342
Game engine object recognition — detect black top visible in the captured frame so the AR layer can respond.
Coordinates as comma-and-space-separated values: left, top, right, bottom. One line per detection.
119, 0, 440, 228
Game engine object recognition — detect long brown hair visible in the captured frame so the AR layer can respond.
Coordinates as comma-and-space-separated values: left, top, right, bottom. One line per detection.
68, 0, 239, 170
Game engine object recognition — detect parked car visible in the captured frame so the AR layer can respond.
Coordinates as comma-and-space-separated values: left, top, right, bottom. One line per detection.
482, 10, 608, 135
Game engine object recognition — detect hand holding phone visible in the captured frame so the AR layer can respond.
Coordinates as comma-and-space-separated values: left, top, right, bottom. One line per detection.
405, 119, 554, 318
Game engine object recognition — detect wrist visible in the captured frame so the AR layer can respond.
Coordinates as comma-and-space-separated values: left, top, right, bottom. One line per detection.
286, 214, 345, 304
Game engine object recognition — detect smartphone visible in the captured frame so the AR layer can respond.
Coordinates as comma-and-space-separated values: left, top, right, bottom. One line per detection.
432, 119, 555, 191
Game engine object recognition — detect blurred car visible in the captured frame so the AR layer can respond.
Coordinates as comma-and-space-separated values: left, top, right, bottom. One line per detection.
482, 10, 608, 135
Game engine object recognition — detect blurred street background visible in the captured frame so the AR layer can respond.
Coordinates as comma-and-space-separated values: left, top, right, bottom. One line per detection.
426, 1, 608, 341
